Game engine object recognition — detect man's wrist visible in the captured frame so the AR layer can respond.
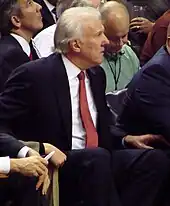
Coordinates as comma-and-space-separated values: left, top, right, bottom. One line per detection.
10, 159, 20, 173
43, 143, 54, 154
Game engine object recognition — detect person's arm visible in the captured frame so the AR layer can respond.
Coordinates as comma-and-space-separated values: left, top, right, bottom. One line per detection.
123, 63, 170, 147
0, 62, 35, 157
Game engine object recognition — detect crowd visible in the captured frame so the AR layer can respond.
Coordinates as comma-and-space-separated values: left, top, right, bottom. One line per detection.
0, 0, 170, 206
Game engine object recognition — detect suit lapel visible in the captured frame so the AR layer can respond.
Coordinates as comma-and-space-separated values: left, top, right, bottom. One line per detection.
3, 35, 23, 50
51, 54, 72, 141
87, 68, 102, 112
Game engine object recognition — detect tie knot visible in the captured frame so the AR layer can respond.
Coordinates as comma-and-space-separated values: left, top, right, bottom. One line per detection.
51, 7, 56, 15
78, 71, 85, 80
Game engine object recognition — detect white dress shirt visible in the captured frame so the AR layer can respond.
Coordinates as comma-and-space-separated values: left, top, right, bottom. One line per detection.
0, 34, 31, 173
0, 146, 29, 174
33, 24, 56, 58
62, 55, 97, 150
43, 0, 57, 23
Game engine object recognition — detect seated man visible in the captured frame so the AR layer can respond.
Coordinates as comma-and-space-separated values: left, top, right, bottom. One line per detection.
117, 23, 170, 150
100, 1, 139, 92
33, 0, 100, 58
0, 0, 42, 92
0, 6, 170, 206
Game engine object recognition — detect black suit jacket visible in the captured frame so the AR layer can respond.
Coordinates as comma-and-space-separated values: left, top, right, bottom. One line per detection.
34, 0, 55, 30
0, 53, 122, 153
0, 35, 30, 92
117, 46, 170, 143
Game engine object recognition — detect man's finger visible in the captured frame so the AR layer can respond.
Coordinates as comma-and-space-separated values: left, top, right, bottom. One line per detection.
37, 162, 48, 173
136, 142, 154, 149
36, 166, 45, 176
42, 175, 50, 195
131, 17, 144, 22
130, 22, 143, 28
36, 175, 44, 190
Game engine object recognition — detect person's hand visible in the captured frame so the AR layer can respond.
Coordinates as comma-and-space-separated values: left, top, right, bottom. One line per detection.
36, 171, 50, 195
10, 156, 48, 177
43, 143, 67, 168
27, 148, 40, 157
130, 17, 155, 34
124, 134, 170, 149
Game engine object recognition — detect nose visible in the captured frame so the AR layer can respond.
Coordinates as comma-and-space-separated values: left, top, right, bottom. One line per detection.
103, 33, 109, 45
34, 1, 42, 11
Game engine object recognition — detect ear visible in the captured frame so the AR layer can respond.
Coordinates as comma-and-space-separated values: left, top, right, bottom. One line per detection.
69, 39, 81, 53
11, 15, 21, 29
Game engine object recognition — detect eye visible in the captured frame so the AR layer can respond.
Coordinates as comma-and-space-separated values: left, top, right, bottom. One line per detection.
122, 34, 127, 39
97, 31, 102, 36
28, 0, 33, 5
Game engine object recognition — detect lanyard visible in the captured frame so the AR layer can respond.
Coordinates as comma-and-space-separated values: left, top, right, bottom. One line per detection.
106, 57, 121, 90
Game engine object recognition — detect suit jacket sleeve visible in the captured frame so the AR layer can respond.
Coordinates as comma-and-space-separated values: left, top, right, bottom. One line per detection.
97, 67, 125, 149
0, 64, 33, 157
135, 63, 170, 140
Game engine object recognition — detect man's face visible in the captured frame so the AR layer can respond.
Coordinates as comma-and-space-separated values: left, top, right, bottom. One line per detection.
78, 19, 109, 67
104, 15, 129, 53
17, 0, 43, 35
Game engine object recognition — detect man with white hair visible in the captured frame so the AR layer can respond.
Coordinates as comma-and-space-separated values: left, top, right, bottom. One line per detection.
0, 6, 169, 206
33, 0, 98, 58
0, 7, 118, 206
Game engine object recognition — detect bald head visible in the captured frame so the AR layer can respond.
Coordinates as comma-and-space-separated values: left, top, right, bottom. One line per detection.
100, 1, 129, 52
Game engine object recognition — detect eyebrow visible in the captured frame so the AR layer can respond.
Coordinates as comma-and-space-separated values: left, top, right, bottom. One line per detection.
95, 28, 104, 35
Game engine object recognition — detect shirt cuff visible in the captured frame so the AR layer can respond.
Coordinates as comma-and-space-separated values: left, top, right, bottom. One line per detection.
0, 156, 10, 174
17, 146, 30, 158
122, 137, 127, 148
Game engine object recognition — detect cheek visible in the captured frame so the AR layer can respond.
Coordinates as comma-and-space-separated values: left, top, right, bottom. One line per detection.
123, 36, 128, 44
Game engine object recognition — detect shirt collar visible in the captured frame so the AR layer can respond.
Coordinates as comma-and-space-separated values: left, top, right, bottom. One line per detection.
10, 33, 30, 56
104, 44, 126, 61
43, 0, 55, 12
61, 54, 82, 80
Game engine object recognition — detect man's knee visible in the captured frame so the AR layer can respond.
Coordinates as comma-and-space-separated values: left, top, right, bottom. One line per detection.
144, 149, 170, 174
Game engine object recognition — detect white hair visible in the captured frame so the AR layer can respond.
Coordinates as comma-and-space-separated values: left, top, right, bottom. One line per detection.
54, 7, 101, 54
56, 0, 94, 18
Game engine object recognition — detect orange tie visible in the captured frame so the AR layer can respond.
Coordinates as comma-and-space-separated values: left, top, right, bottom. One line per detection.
78, 71, 98, 147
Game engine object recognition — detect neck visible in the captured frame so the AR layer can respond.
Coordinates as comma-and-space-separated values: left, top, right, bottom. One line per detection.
11, 29, 33, 43
65, 53, 90, 70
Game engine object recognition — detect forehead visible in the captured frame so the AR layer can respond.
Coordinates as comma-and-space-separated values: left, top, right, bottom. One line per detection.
105, 14, 129, 38
83, 19, 104, 35
17, 0, 30, 6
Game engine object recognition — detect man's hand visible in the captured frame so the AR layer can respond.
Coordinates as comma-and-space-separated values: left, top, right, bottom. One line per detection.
130, 17, 155, 34
27, 148, 40, 157
10, 156, 48, 177
43, 143, 67, 167
124, 134, 170, 149
36, 171, 50, 195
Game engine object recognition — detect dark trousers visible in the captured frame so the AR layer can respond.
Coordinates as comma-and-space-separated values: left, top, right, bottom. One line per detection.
111, 149, 170, 206
59, 148, 170, 206
59, 147, 120, 206
0, 174, 48, 206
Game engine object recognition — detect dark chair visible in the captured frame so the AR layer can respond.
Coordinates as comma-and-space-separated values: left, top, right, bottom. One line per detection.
106, 89, 127, 124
